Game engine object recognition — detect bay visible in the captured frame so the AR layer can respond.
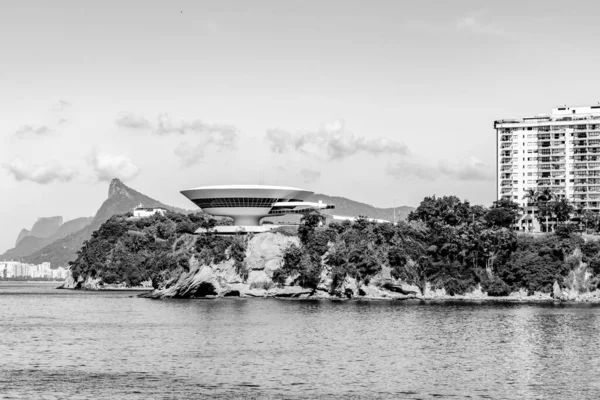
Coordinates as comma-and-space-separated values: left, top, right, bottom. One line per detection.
1, 282, 599, 399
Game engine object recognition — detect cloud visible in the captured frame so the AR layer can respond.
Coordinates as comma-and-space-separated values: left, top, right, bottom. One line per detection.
116, 113, 239, 163
87, 150, 140, 182
50, 99, 71, 112
155, 113, 238, 147
386, 162, 439, 181
265, 120, 409, 160
456, 14, 510, 38
300, 169, 321, 184
115, 112, 153, 130
387, 157, 494, 182
438, 157, 494, 181
15, 125, 53, 138
3, 157, 77, 184
174, 142, 204, 168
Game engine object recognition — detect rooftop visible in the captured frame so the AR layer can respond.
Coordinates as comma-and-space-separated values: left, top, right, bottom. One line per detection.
181, 184, 307, 192
495, 105, 600, 128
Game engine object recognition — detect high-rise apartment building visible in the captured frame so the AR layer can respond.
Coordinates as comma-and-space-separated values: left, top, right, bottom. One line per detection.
494, 106, 600, 213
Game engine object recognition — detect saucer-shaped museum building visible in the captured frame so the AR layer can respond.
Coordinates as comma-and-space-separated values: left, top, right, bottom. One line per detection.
180, 185, 335, 231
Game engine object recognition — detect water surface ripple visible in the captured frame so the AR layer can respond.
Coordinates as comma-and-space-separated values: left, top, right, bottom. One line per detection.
1, 282, 599, 399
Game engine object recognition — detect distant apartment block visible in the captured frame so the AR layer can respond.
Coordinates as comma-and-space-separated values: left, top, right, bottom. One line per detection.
494, 106, 600, 212
0, 261, 68, 279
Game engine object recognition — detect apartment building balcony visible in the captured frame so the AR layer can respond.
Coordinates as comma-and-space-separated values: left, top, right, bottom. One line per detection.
571, 142, 600, 148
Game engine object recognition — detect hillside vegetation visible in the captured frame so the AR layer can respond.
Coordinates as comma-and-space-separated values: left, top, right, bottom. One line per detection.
67, 194, 600, 299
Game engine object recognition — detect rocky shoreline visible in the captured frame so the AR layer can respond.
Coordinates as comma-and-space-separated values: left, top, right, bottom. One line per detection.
59, 274, 600, 303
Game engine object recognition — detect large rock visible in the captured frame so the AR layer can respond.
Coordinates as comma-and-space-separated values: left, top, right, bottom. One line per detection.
245, 232, 299, 277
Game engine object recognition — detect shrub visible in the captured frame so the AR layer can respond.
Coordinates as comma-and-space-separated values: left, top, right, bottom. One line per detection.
441, 277, 473, 296
272, 269, 287, 286
250, 280, 274, 290
234, 260, 249, 282
482, 277, 511, 297
270, 226, 299, 237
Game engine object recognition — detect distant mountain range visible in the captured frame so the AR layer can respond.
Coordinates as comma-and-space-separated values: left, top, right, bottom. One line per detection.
1, 179, 187, 267
4, 217, 92, 260
1, 179, 414, 267
308, 193, 414, 222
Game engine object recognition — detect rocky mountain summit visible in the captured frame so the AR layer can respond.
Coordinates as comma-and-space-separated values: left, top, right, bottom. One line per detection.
18, 179, 187, 267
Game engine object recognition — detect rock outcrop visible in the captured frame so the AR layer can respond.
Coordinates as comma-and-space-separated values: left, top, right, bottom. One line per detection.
59, 274, 152, 291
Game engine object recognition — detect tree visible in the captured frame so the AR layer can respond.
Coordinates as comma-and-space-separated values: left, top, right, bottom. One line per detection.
486, 199, 521, 228
538, 188, 556, 232
551, 198, 574, 224
298, 210, 326, 245
478, 228, 517, 277
522, 188, 539, 231
408, 195, 474, 228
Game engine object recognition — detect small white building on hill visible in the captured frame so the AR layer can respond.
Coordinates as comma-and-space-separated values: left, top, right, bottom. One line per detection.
133, 204, 167, 218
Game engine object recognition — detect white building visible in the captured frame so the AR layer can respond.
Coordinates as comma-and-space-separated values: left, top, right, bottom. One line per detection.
495, 106, 600, 218
133, 204, 167, 218
330, 215, 390, 224
0, 260, 64, 279
180, 185, 335, 233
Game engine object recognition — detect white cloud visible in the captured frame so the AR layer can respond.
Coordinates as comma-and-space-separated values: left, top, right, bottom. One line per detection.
116, 113, 239, 167
154, 113, 238, 147
265, 120, 409, 160
438, 157, 494, 181
15, 125, 53, 138
87, 150, 140, 182
49, 99, 71, 112
387, 157, 494, 182
115, 112, 153, 130
3, 157, 77, 184
174, 142, 204, 168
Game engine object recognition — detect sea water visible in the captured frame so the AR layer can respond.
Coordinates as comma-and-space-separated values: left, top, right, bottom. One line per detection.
1, 282, 600, 399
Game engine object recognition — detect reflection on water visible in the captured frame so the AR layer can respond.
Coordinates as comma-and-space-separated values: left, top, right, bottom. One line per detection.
1, 282, 600, 399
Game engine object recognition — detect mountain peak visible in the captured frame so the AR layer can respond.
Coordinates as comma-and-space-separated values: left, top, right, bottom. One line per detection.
108, 178, 133, 200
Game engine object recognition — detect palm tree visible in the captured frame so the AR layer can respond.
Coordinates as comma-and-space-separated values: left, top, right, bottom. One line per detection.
552, 198, 574, 224
538, 188, 556, 232
522, 188, 539, 231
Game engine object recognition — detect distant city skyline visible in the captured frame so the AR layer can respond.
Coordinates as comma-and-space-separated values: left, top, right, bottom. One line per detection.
0, 261, 69, 280
3, 0, 600, 252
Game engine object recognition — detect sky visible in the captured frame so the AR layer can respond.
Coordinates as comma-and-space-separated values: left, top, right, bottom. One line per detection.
2, 0, 600, 252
